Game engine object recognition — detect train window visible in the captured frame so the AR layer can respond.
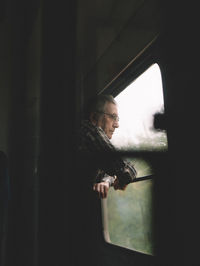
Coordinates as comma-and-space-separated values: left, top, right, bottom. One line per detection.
102, 63, 167, 255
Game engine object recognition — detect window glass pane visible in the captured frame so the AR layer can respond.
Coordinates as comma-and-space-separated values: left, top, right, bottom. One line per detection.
111, 63, 167, 152
111, 63, 167, 177
107, 179, 154, 255
103, 63, 167, 254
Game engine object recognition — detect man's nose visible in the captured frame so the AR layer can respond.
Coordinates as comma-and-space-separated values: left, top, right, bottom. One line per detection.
113, 120, 119, 128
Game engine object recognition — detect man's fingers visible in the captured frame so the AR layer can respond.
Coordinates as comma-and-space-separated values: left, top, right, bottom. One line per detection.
100, 184, 105, 198
102, 184, 109, 198
93, 183, 101, 198
99, 183, 108, 198
93, 182, 109, 198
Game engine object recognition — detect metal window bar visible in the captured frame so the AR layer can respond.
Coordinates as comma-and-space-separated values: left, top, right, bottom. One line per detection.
132, 174, 153, 183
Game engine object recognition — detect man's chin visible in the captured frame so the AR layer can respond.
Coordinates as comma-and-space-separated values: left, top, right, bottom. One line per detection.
106, 131, 114, 139
108, 134, 113, 139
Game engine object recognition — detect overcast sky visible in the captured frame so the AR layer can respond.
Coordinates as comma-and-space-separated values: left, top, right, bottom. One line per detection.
111, 63, 167, 149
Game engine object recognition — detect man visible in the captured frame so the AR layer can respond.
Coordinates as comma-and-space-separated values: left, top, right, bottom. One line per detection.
79, 94, 137, 199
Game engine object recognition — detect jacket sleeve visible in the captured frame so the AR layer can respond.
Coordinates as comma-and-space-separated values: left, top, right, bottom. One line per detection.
100, 174, 116, 187
91, 126, 137, 186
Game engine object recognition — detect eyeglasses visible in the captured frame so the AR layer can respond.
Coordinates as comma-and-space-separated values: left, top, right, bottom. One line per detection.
99, 112, 119, 122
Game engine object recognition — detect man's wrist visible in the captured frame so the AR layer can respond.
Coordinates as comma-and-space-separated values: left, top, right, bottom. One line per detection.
101, 176, 113, 187
103, 178, 112, 187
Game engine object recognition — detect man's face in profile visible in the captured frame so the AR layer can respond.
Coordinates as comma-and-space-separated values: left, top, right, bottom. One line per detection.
96, 102, 119, 139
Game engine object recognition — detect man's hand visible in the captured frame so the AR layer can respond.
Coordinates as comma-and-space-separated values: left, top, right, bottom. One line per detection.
93, 181, 110, 199
113, 178, 127, 191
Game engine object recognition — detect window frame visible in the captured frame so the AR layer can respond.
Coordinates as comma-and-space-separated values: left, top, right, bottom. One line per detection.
100, 41, 168, 254
104, 40, 165, 101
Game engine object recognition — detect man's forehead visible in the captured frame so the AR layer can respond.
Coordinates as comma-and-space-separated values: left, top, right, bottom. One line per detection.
104, 102, 118, 113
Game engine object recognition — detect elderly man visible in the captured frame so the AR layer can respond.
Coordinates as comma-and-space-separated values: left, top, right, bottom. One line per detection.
79, 94, 137, 198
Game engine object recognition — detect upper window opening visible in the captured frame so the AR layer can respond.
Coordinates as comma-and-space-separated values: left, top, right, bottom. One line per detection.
111, 63, 167, 152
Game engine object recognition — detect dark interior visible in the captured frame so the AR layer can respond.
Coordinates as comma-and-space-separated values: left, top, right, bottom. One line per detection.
1, 1, 200, 265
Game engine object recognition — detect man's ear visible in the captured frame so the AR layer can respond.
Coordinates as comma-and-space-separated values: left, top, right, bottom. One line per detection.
90, 112, 98, 125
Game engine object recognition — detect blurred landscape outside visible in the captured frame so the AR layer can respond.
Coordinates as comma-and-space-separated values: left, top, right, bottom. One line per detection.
104, 64, 168, 255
